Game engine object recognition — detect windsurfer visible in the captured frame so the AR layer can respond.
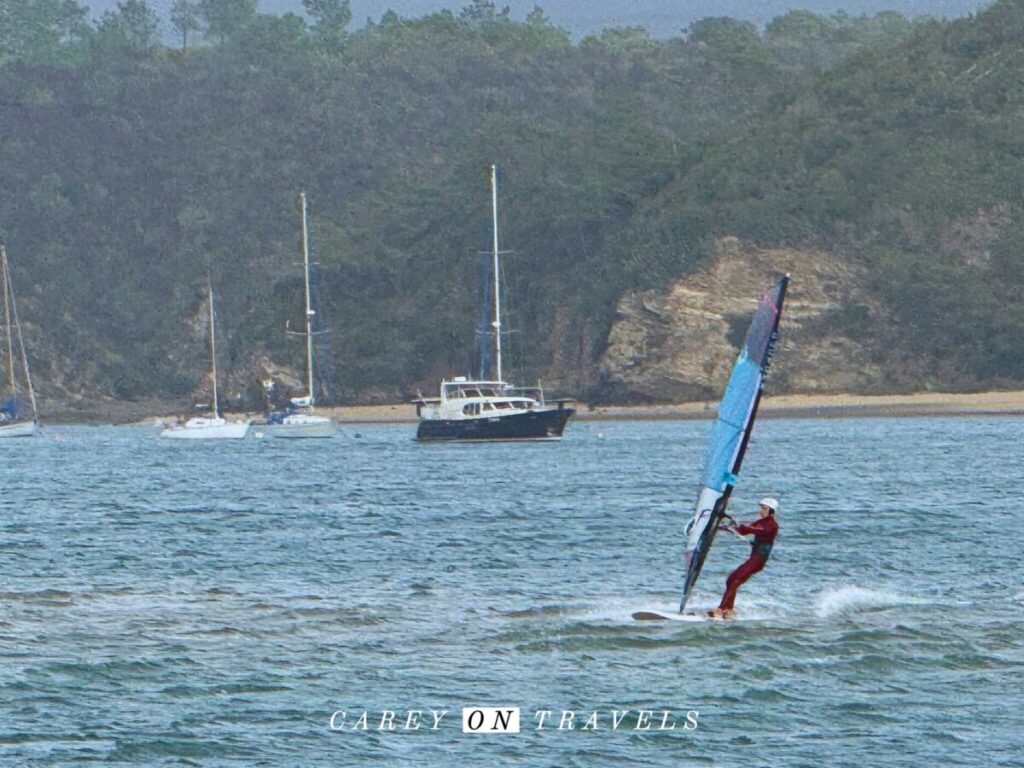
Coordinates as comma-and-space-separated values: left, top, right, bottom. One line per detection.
709, 498, 779, 619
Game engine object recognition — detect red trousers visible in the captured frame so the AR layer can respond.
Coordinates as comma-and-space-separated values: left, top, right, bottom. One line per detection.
718, 554, 768, 611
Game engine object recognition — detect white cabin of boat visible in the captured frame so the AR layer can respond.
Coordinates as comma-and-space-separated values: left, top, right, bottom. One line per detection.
417, 376, 548, 421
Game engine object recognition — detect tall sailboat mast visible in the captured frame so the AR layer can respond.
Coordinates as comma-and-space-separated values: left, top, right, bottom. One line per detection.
1, 247, 37, 419
300, 191, 315, 406
208, 282, 219, 419
490, 165, 503, 383
1, 247, 15, 391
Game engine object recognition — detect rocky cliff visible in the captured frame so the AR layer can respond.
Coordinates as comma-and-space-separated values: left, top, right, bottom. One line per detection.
595, 238, 893, 403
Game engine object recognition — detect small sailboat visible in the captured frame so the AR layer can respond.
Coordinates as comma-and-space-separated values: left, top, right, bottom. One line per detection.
633, 276, 788, 621
0, 246, 39, 438
415, 165, 574, 442
263, 192, 334, 439
160, 283, 250, 440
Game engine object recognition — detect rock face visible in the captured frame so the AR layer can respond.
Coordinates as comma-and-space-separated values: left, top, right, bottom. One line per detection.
596, 238, 890, 402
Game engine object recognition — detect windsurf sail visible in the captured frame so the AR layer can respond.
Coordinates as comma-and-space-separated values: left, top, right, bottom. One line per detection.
678, 276, 788, 613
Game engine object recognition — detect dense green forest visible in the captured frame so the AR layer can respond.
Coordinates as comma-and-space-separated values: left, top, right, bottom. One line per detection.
1, 0, 1022, 414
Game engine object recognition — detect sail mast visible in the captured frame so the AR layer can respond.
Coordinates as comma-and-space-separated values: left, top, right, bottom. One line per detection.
300, 191, 315, 406
208, 282, 219, 419
1, 247, 37, 419
490, 165, 502, 383
1, 247, 15, 391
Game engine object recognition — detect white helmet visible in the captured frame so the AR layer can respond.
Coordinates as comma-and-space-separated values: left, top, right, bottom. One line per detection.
759, 497, 779, 512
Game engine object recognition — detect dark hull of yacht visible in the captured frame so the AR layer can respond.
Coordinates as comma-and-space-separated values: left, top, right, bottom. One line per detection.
416, 406, 574, 442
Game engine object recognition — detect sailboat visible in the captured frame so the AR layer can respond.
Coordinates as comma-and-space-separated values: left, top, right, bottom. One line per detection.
160, 283, 250, 439
415, 165, 574, 442
0, 246, 39, 438
262, 192, 334, 438
633, 276, 788, 621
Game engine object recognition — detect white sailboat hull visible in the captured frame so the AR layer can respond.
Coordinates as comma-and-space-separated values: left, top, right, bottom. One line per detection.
263, 413, 334, 439
159, 417, 250, 439
0, 419, 37, 438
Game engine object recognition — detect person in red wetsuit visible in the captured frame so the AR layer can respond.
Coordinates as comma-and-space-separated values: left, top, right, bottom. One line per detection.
710, 497, 780, 619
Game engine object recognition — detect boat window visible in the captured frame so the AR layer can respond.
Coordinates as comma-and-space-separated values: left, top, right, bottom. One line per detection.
482, 402, 494, 411
463, 404, 474, 415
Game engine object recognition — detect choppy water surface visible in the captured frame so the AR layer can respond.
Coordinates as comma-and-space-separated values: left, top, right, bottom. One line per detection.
1, 418, 1022, 766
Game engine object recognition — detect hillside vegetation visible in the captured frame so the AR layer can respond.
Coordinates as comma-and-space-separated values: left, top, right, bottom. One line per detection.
0, 0, 1021, 413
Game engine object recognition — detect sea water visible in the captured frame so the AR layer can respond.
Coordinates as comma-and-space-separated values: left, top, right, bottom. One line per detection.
0, 418, 1021, 766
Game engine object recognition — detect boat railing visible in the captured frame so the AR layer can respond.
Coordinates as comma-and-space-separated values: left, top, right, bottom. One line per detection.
508, 386, 543, 402
413, 395, 441, 418
504, 386, 575, 409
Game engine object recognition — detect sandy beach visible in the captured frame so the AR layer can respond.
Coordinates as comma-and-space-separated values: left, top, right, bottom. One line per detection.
318, 390, 1024, 424
46, 389, 1024, 426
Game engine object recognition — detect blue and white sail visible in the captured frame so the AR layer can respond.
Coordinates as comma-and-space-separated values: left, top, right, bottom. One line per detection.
678, 276, 788, 613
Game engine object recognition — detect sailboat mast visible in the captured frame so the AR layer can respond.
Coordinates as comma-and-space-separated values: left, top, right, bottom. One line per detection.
1, 247, 15, 391
1, 248, 37, 418
300, 191, 315, 406
490, 165, 502, 383
208, 283, 219, 419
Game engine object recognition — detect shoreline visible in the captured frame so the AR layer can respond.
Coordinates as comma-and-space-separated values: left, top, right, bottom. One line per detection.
577, 390, 1024, 422
53, 389, 1024, 427
327, 390, 1024, 424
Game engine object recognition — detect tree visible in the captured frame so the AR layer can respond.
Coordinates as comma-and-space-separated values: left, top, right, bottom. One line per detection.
525, 5, 548, 27
459, 0, 509, 26
109, 0, 159, 53
198, 0, 257, 43
0, 0, 90, 65
685, 17, 761, 50
170, 0, 201, 50
302, 0, 351, 40
523, 4, 569, 47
